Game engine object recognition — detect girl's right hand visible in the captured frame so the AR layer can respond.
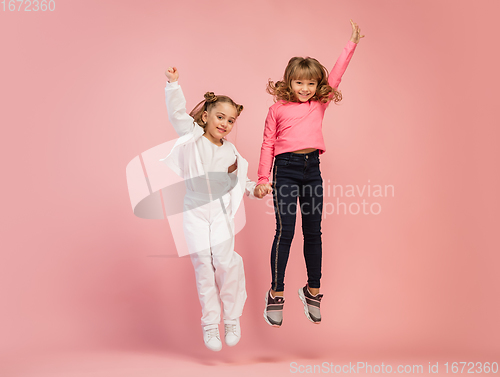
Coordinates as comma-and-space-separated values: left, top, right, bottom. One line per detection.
263, 183, 273, 196
165, 67, 179, 82
255, 183, 273, 198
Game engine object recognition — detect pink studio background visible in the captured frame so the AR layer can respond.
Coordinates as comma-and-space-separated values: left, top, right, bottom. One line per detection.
1, 0, 499, 376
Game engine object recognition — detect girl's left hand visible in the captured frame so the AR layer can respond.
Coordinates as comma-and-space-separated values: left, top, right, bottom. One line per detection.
350, 19, 365, 43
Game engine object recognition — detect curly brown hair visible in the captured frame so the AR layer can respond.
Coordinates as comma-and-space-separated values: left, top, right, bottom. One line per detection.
267, 57, 342, 104
189, 92, 244, 129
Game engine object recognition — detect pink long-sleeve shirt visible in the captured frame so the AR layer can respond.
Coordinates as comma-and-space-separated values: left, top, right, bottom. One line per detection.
257, 41, 357, 184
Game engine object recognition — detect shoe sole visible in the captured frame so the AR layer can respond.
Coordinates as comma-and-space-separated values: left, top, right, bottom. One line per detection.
225, 335, 240, 347
298, 288, 321, 324
263, 291, 281, 328
205, 343, 222, 352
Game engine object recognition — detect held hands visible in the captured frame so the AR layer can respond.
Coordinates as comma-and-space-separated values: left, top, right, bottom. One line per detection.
350, 19, 365, 43
254, 183, 273, 199
165, 66, 179, 82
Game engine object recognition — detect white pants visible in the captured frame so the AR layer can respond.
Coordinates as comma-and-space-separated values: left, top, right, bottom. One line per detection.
183, 191, 247, 327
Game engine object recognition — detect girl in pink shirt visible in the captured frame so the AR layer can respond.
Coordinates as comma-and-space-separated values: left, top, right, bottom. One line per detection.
259, 20, 364, 327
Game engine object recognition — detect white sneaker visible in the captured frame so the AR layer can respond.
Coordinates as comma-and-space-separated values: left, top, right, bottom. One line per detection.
224, 318, 241, 347
202, 324, 222, 352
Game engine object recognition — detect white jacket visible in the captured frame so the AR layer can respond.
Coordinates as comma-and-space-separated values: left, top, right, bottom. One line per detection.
160, 81, 257, 219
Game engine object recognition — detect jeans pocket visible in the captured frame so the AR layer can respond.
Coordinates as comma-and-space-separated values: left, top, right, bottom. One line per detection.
274, 157, 290, 167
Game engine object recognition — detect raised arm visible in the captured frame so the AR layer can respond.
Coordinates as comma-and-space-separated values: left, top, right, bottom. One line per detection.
165, 67, 195, 137
257, 107, 277, 185
328, 20, 364, 89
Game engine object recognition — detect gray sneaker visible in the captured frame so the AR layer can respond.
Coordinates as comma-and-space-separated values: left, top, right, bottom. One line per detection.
298, 285, 323, 324
263, 290, 284, 327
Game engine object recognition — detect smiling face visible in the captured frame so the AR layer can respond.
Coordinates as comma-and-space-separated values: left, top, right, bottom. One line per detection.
281, 56, 329, 103
290, 79, 318, 102
201, 102, 238, 145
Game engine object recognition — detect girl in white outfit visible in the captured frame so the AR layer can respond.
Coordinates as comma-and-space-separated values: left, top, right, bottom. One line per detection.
161, 67, 267, 351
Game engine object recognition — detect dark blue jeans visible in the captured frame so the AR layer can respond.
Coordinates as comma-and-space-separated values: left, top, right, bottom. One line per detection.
270, 150, 323, 292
